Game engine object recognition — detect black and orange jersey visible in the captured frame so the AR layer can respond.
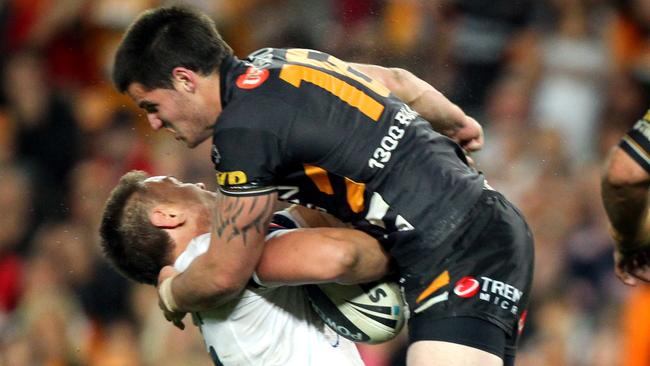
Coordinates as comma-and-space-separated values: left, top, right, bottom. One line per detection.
212, 48, 485, 246
620, 109, 650, 173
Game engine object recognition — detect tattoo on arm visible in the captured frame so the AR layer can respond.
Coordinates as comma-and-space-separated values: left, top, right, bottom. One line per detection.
213, 195, 275, 246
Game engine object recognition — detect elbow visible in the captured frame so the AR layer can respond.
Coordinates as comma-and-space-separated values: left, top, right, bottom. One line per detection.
385, 67, 410, 91
321, 238, 359, 282
208, 273, 247, 301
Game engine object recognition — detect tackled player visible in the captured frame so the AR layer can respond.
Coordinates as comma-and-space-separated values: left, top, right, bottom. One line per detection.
99, 171, 393, 365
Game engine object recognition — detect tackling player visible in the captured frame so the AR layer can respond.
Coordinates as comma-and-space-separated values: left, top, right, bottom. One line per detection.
601, 108, 650, 285
112, 6, 534, 366
100, 170, 391, 365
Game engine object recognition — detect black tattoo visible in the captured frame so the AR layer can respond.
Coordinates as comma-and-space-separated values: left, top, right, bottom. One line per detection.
213, 195, 274, 246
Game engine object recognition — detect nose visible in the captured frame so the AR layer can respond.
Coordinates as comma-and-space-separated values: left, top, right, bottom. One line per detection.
147, 113, 163, 130
196, 183, 206, 190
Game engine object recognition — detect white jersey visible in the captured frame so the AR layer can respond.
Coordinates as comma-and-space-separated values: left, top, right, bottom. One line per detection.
174, 232, 365, 366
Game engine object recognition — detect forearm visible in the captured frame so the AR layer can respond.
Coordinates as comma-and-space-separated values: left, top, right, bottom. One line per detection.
602, 147, 650, 247
171, 193, 276, 311
602, 180, 650, 244
349, 63, 466, 133
255, 228, 389, 286
171, 253, 244, 311
330, 229, 390, 284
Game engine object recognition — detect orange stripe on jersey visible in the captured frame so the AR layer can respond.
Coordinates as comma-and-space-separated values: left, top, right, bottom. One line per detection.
416, 270, 450, 304
303, 164, 334, 194
344, 178, 365, 213
280, 64, 385, 121
285, 49, 390, 98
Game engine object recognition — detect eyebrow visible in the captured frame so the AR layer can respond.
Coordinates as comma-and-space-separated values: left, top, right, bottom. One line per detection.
138, 100, 157, 110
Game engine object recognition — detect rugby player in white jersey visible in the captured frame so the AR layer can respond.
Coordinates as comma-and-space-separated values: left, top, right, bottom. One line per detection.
100, 170, 391, 365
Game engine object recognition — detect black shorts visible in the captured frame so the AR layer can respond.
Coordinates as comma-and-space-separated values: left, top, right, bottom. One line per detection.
391, 188, 534, 359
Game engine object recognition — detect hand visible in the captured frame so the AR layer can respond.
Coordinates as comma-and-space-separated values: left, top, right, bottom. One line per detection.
614, 247, 650, 286
157, 265, 186, 330
453, 116, 484, 153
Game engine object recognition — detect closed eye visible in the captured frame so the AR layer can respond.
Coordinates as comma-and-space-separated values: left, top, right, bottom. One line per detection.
139, 101, 158, 113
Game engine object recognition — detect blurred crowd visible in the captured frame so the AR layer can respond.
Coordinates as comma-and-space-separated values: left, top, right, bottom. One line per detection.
0, 0, 649, 365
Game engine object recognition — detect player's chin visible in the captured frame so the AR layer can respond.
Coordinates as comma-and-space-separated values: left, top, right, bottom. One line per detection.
183, 137, 202, 148
185, 132, 212, 148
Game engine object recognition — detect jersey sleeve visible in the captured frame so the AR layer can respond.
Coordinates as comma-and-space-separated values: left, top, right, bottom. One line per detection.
620, 109, 650, 173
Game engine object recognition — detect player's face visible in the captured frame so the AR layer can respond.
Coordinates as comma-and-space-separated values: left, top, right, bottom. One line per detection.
143, 175, 217, 205
127, 83, 215, 148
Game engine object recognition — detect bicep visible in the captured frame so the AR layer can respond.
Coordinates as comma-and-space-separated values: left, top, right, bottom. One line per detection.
604, 146, 650, 188
349, 63, 424, 104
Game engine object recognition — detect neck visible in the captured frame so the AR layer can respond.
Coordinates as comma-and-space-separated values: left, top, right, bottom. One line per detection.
201, 73, 223, 125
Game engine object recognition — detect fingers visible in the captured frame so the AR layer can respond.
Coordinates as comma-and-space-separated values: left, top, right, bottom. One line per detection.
159, 297, 186, 330
462, 138, 483, 152
157, 269, 186, 330
614, 248, 650, 286
166, 311, 186, 330
158, 265, 180, 285
615, 265, 639, 286
454, 116, 484, 152
629, 267, 650, 284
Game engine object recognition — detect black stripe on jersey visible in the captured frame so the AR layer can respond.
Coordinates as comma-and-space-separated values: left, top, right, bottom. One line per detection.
620, 118, 650, 173
307, 49, 329, 62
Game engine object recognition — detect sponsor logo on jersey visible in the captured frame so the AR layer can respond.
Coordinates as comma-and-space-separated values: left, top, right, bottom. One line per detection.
454, 276, 523, 315
236, 66, 269, 89
216, 170, 248, 186
453, 276, 480, 298
368, 105, 418, 169
517, 310, 528, 335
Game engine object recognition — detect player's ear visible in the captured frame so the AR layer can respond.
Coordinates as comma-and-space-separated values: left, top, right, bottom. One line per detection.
172, 67, 196, 93
150, 205, 186, 228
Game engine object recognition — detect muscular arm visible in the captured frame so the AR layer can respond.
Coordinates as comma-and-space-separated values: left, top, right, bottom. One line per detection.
350, 63, 483, 152
601, 146, 650, 240
169, 192, 277, 311
255, 227, 390, 287
602, 145, 650, 285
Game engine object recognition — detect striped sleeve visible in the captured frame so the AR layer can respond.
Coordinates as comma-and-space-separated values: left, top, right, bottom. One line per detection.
620, 110, 650, 173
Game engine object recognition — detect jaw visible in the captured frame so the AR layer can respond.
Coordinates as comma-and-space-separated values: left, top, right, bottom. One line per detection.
185, 126, 215, 148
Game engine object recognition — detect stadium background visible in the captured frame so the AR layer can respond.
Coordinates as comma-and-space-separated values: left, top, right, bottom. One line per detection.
1, 0, 649, 365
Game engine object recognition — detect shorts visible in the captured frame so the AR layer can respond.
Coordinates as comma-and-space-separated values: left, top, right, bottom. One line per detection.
391, 188, 534, 359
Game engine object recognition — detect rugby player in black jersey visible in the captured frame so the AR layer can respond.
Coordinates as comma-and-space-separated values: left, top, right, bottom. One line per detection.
602, 109, 650, 286
112, 6, 534, 366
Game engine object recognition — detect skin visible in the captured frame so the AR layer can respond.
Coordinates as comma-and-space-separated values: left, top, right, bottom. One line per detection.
127, 68, 222, 148
127, 61, 495, 365
126, 63, 485, 312
601, 146, 650, 285
142, 175, 390, 328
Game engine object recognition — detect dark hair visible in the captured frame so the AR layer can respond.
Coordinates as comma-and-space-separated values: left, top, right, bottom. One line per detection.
112, 5, 233, 92
99, 170, 174, 285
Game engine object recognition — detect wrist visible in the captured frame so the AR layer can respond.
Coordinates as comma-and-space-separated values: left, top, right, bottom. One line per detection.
159, 273, 181, 312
